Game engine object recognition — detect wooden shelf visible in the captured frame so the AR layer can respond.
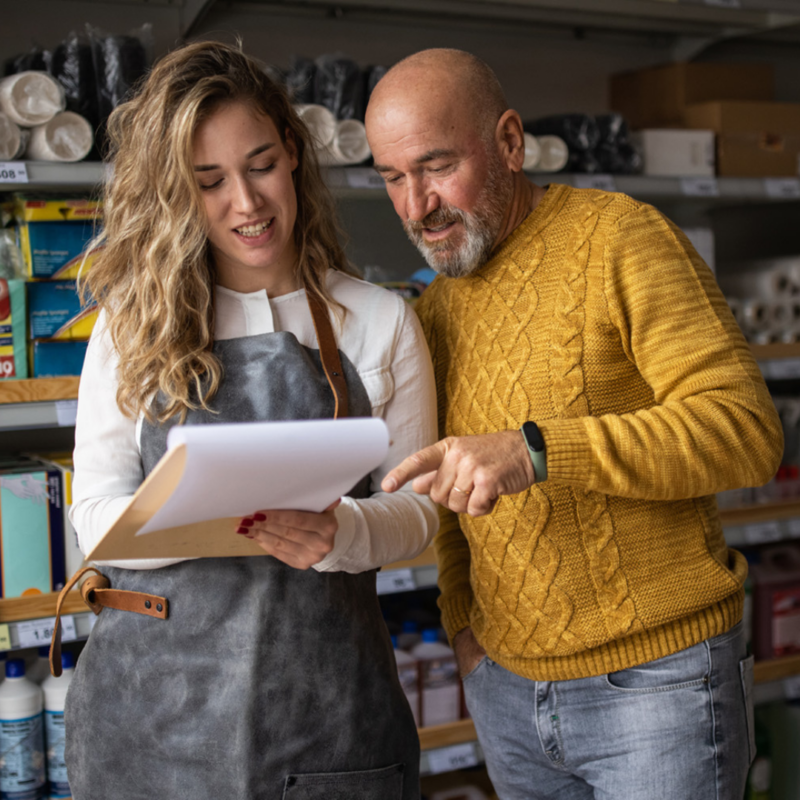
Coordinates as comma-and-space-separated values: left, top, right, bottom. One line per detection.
418, 718, 477, 751
0, 591, 85, 624
754, 653, 800, 684
750, 342, 800, 361
0, 377, 80, 405
719, 500, 800, 526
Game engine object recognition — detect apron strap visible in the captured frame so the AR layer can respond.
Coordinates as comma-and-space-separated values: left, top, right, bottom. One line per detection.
306, 289, 349, 419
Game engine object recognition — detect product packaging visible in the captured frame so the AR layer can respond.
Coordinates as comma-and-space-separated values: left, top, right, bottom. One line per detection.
632, 129, 716, 177
26, 280, 97, 340
31, 339, 89, 377
17, 220, 99, 280
751, 544, 800, 659
0, 279, 27, 380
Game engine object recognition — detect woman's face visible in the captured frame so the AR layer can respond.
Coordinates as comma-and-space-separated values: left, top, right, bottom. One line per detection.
193, 100, 300, 295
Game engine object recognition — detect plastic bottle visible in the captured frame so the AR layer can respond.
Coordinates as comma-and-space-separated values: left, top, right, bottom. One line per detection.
397, 620, 421, 652
41, 652, 74, 800
391, 635, 420, 728
411, 628, 460, 727
27, 647, 52, 685
0, 658, 45, 799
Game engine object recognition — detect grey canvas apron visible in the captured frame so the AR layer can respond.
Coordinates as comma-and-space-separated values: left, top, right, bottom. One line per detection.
64, 292, 420, 800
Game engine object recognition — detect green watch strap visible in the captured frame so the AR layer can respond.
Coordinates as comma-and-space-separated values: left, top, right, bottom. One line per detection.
521, 421, 547, 483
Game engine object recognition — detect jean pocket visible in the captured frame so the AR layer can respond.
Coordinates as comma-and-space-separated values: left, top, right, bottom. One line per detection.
739, 654, 756, 766
462, 655, 490, 684
605, 642, 709, 693
282, 763, 405, 800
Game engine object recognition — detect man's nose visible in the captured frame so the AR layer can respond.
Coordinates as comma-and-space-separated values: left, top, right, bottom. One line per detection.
405, 178, 437, 223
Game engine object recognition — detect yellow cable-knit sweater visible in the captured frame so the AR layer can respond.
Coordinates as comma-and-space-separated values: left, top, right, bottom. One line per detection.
415, 183, 783, 681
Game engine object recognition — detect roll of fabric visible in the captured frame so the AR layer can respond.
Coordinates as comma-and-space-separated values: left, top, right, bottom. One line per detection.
25, 111, 93, 162
0, 112, 27, 160
294, 103, 336, 150
536, 135, 569, 172
719, 268, 794, 300
741, 299, 768, 335
523, 132, 541, 171
0, 71, 66, 127
318, 119, 371, 165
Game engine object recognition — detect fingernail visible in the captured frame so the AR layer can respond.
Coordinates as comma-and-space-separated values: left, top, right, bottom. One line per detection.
383, 478, 397, 492
253, 513, 267, 522
235, 527, 249, 534
240, 518, 254, 527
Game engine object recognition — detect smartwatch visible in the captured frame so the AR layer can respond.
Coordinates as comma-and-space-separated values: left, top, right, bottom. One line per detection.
521, 421, 547, 483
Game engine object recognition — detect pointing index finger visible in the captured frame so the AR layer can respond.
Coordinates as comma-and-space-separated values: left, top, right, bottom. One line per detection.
381, 442, 447, 493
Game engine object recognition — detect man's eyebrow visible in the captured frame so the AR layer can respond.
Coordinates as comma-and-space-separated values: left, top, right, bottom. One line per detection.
194, 142, 275, 172
373, 148, 458, 174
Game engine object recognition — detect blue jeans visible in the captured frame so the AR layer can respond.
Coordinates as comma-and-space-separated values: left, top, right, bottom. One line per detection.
462, 621, 755, 800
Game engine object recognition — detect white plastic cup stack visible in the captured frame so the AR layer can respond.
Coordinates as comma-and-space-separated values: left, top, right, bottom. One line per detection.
536, 135, 569, 172
0, 71, 66, 127
25, 111, 93, 162
0, 112, 28, 160
522, 132, 541, 171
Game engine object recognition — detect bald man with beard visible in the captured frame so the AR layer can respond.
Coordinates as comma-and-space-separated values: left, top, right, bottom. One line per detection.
366, 49, 782, 800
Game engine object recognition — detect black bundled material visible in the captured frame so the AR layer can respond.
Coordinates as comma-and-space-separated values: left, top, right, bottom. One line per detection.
285, 56, 316, 105
50, 31, 100, 133
4, 46, 51, 76
594, 113, 641, 175
365, 65, 387, 103
313, 54, 365, 120
525, 114, 601, 173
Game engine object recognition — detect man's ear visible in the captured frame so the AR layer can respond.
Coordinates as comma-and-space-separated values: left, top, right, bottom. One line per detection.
495, 110, 526, 173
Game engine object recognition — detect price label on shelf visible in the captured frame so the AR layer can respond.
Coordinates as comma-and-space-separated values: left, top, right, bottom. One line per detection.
743, 521, 783, 545
17, 615, 76, 649
345, 170, 386, 190
376, 568, 416, 595
786, 518, 800, 539
764, 178, 800, 200
0, 162, 28, 184
0, 625, 10, 651
427, 743, 479, 775
760, 359, 800, 380
702, 0, 741, 7
680, 177, 719, 197
55, 399, 78, 427
573, 174, 616, 192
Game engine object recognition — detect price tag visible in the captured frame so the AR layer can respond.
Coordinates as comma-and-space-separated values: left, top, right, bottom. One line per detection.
17, 615, 76, 649
703, 0, 740, 6
760, 359, 800, 380
87, 613, 99, 631
376, 568, 416, 595
0, 355, 16, 379
345, 170, 386, 190
427, 743, 479, 775
785, 675, 800, 699
786, 518, 800, 538
764, 178, 800, 200
0, 162, 28, 184
0, 624, 10, 651
55, 399, 78, 427
743, 521, 783, 545
680, 177, 719, 197
573, 174, 616, 192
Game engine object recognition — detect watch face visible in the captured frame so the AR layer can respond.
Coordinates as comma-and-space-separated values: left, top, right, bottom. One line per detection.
522, 421, 545, 452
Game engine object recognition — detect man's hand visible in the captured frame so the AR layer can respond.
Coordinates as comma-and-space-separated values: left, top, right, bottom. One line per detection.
381, 431, 536, 516
453, 627, 487, 679
235, 499, 341, 570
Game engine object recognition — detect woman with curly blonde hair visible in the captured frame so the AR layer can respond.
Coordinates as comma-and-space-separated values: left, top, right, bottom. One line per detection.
66, 40, 437, 800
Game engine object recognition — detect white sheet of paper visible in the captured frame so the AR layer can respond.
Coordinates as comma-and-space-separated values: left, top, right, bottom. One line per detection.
135, 417, 389, 535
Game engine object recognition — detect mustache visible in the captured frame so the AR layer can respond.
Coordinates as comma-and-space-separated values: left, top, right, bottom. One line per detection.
405, 207, 466, 234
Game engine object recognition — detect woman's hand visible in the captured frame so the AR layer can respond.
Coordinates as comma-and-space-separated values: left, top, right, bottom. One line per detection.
235, 499, 341, 570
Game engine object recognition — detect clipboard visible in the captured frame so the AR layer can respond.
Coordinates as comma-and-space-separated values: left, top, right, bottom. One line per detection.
87, 418, 390, 561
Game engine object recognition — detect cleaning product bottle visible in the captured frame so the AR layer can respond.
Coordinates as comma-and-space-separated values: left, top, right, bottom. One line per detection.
41, 651, 74, 800
27, 647, 51, 685
391, 635, 420, 727
397, 620, 421, 651
412, 628, 460, 727
0, 658, 45, 799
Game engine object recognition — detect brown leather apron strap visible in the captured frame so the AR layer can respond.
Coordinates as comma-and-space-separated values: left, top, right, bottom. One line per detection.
306, 289, 349, 419
49, 566, 168, 677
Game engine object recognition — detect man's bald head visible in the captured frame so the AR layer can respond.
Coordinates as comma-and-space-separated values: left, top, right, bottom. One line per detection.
368, 48, 508, 142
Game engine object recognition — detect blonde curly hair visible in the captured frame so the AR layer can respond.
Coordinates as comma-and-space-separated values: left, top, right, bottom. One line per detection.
84, 40, 354, 423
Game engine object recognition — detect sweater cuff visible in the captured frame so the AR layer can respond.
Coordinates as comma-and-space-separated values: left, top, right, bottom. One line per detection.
537, 417, 594, 486
438, 591, 474, 645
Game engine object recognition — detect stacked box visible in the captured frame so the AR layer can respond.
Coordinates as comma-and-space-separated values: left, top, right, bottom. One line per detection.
0, 278, 27, 380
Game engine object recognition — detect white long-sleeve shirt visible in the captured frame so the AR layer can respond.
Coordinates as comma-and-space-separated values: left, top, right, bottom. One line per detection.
70, 270, 439, 571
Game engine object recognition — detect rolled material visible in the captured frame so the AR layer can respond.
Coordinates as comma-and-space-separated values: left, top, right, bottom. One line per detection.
523, 132, 541, 171
719, 268, 794, 300
25, 111, 93, 162
741, 299, 768, 331
294, 103, 336, 150
318, 119, 371, 166
0, 112, 28, 160
536, 135, 569, 172
0, 71, 66, 127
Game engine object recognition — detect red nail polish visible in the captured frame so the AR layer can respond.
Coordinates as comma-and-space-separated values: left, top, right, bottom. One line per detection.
236, 527, 249, 534
253, 513, 267, 521
240, 518, 254, 527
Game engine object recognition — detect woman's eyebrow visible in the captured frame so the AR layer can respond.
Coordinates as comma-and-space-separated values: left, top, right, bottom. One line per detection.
194, 142, 276, 171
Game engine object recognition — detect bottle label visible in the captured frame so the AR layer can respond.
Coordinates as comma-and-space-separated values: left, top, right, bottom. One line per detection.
0, 713, 45, 799
44, 711, 70, 797
396, 662, 418, 694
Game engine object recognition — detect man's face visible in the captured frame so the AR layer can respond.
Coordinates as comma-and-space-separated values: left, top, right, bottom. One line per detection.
367, 100, 513, 278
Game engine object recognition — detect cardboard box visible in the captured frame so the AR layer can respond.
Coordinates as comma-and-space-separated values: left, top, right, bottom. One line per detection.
610, 62, 774, 130
0, 279, 27, 380
0, 461, 67, 597
632, 129, 715, 176
684, 101, 800, 177
26, 280, 97, 341
17, 220, 100, 280
31, 340, 89, 377
13, 197, 103, 223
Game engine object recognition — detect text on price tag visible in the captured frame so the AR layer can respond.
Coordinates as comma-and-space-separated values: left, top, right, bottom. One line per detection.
743, 521, 783, 545
376, 568, 416, 595
17, 615, 76, 649
345, 170, 386, 190
0, 162, 29, 184
680, 177, 719, 197
427, 743, 479, 775
573, 174, 616, 192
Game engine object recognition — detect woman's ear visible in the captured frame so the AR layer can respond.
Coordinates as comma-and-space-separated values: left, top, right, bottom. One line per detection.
285, 128, 299, 171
